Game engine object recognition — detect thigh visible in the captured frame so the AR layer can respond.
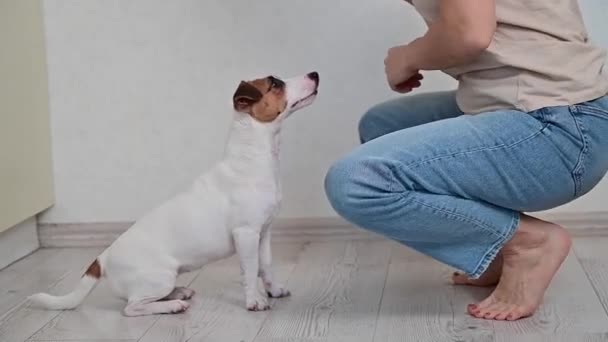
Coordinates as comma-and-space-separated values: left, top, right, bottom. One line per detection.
348, 108, 580, 212
570, 96, 608, 197
359, 91, 463, 143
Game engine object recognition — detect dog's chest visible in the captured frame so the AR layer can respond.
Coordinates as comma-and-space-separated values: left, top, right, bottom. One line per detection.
251, 181, 281, 213
247, 160, 281, 206
231, 178, 281, 227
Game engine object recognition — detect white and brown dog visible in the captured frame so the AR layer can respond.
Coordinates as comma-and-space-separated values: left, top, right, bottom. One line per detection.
29, 71, 320, 316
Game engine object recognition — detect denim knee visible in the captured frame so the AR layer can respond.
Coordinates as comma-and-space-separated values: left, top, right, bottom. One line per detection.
324, 155, 394, 224
325, 157, 361, 222
358, 105, 384, 144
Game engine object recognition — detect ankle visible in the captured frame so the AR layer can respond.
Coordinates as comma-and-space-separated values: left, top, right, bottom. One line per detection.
502, 216, 571, 259
503, 227, 548, 253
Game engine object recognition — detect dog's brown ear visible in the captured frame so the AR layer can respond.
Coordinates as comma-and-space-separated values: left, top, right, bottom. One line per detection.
233, 81, 263, 112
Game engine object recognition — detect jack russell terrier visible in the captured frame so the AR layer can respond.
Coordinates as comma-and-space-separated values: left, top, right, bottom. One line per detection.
29, 71, 320, 316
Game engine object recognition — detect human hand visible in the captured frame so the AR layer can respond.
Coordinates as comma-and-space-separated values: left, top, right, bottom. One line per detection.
384, 45, 422, 93
394, 72, 424, 93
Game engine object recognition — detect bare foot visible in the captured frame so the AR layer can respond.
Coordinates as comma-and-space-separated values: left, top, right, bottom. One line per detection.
467, 215, 571, 321
452, 254, 502, 287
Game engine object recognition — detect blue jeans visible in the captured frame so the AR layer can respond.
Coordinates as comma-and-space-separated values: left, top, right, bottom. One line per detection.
325, 92, 608, 278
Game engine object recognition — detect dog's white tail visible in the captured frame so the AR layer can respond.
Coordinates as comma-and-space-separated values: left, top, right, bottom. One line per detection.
28, 258, 102, 310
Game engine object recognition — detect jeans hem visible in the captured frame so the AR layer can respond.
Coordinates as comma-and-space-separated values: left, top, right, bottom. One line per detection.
468, 211, 520, 279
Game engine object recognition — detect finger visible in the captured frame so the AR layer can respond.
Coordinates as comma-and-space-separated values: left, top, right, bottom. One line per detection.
388, 77, 402, 89
394, 81, 413, 90
395, 87, 413, 94
388, 80, 398, 91
397, 73, 422, 86
395, 81, 420, 93
405, 73, 423, 82
399, 75, 423, 89
396, 79, 419, 89
404, 78, 420, 86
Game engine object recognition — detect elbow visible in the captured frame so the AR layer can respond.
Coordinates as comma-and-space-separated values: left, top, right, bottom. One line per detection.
460, 22, 495, 57
461, 30, 493, 57
437, 0, 496, 62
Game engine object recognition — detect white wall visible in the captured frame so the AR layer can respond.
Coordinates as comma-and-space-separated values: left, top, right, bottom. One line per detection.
40, 0, 607, 224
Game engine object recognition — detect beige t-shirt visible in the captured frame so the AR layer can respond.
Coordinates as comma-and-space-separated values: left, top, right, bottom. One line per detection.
412, 0, 608, 114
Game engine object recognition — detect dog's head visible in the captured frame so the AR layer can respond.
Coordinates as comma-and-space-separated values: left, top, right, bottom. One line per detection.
232, 72, 319, 122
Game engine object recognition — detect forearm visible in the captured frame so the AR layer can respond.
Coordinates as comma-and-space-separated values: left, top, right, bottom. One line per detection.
406, 0, 496, 71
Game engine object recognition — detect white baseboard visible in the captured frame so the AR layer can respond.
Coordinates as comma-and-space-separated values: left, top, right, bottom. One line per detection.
38, 217, 376, 248
0, 216, 40, 269
38, 211, 608, 248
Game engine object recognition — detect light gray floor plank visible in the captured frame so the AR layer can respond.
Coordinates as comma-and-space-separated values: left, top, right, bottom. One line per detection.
494, 333, 608, 342
574, 237, 608, 317
0, 248, 102, 342
28, 340, 136, 342
374, 243, 495, 342
138, 242, 305, 342
0, 248, 64, 313
388, 241, 431, 263
253, 339, 321, 342
254, 241, 392, 342
490, 252, 608, 334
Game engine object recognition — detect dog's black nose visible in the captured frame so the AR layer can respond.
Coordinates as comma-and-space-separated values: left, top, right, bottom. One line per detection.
308, 72, 319, 84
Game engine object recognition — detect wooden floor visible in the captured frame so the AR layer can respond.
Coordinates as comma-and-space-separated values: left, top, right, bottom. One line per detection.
2, 238, 608, 342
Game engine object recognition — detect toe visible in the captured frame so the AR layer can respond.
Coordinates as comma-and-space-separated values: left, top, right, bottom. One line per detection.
473, 300, 492, 312
473, 309, 487, 319
469, 301, 509, 320
476, 305, 497, 319
483, 312, 498, 320
495, 313, 509, 320
505, 309, 522, 321
494, 306, 512, 321
506, 306, 534, 321
484, 303, 509, 320
467, 304, 477, 315
467, 304, 486, 318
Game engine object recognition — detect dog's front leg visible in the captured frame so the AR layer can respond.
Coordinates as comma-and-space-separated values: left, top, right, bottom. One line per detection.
233, 227, 269, 311
259, 228, 290, 298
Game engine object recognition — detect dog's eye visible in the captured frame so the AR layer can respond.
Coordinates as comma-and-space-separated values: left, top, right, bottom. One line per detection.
268, 76, 284, 90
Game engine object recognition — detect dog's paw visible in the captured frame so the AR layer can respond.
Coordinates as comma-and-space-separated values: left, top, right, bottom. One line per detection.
168, 299, 190, 313
246, 293, 270, 311
266, 284, 291, 298
165, 287, 196, 300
